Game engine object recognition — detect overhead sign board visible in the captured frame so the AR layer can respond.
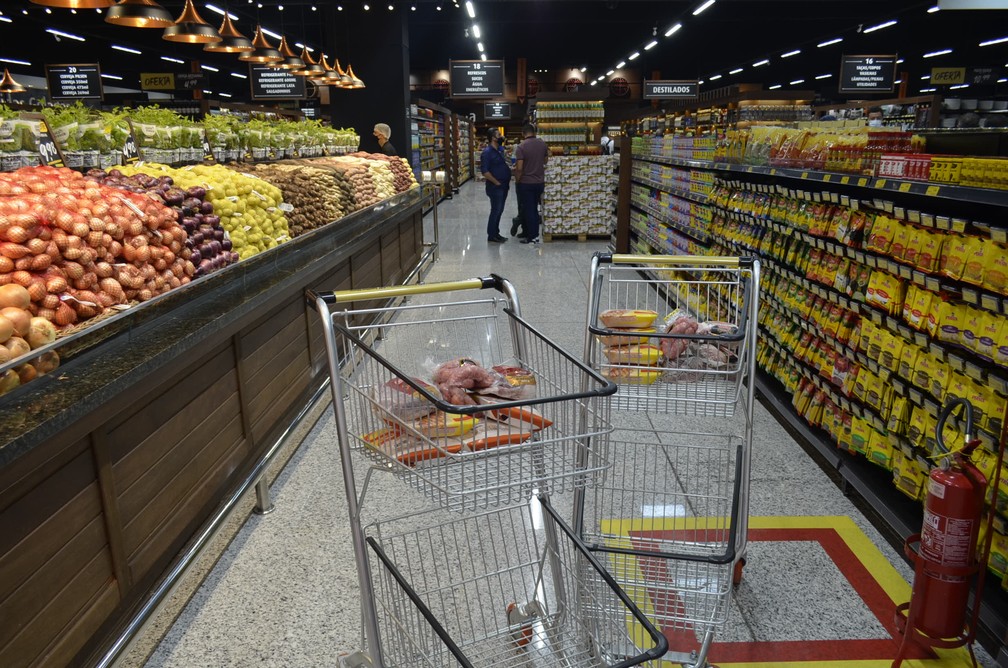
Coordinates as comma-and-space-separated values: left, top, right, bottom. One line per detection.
250, 66, 306, 100
450, 60, 504, 97
45, 63, 103, 100
484, 102, 511, 120
140, 72, 205, 91
838, 54, 897, 93
930, 67, 966, 85
643, 80, 699, 99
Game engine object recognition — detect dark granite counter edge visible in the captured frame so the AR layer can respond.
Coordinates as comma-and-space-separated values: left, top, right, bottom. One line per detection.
0, 190, 422, 466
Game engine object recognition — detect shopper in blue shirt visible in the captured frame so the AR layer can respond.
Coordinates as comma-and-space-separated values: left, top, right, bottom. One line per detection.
479, 128, 511, 243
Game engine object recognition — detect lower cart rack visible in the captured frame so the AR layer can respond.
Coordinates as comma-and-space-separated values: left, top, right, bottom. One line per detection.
366, 499, 668, 667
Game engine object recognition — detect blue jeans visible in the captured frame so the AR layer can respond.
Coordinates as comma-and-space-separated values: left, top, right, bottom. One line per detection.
485, 184, 508, 239
516, 182, 545, 240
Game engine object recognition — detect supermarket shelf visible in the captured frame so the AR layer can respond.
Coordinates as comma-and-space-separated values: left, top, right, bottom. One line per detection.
630, 176, 710, 206
630, 202, 709, 245
634, 153, 1008, 209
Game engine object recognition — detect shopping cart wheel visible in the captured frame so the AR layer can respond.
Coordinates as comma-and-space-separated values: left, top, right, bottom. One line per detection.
732, 557, 746, 587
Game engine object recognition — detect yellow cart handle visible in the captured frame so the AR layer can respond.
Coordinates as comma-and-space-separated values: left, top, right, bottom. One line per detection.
609, 253, 743, 268
309, 276, 503, 306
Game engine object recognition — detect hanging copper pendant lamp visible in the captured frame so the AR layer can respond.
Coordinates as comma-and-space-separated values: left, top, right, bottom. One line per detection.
296, 47, 324, 78
346, 64, 365, 89
30, 0, 114, 8
239, 25, 283, 63
204, 12, 253, 53
163, 0, 222, 44
276, 36, 305, 71
105, 0, 174, 28
0, 69, 27, 94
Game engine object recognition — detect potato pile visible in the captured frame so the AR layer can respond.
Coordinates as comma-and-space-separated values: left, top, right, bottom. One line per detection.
350, 152, 418, 193
251, 163, 348, 237
0, 284, 60, 395
366, 160, 397, 201
314, 158, 379, 210
0, 166, 193, 327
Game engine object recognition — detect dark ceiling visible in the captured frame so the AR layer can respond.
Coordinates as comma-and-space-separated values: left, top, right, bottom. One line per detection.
1, 0, 1006, 101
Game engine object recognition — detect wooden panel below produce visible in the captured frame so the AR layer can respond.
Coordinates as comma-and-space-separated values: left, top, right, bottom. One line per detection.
0, 191, 424, 667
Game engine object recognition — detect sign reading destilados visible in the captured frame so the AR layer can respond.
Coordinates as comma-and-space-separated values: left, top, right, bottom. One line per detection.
45, 64, 103, 100
450, 60, 504, 97
643, 80, 698, 100
839, 55, 897, 93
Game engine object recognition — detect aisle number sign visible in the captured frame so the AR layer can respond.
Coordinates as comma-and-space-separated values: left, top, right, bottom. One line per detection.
839, 55, 897, 93
643, 80, 698, 100
450, 60, 505, 97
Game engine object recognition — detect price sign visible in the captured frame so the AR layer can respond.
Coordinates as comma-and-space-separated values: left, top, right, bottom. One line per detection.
45, 63, 103, 100
839, 55, 897, 93
202, 130, 214, 162
122, 127, 139, 164
643, 80, 698, 99
38, 131, 63, 167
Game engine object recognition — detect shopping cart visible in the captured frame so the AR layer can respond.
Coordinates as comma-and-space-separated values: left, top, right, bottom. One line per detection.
309, 275, 668, 667
575, 253, 760, 668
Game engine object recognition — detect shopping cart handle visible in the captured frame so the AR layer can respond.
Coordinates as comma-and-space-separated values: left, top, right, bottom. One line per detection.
599, 252, 753, 268
307, 276, 502, 307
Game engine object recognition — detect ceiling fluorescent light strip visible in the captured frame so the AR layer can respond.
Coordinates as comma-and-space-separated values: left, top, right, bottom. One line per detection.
692, 0, 715, 16
664, 22, 682, 37
863, 20, 897, 34
817, 37, 842, 48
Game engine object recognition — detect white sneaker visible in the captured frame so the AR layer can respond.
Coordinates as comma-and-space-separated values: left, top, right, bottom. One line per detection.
520, 236, 541, 245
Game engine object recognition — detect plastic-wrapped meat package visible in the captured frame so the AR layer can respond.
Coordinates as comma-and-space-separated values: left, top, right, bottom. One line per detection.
371, 377, 441, 421
432, 358, 528, 406
660, 309, 698, 362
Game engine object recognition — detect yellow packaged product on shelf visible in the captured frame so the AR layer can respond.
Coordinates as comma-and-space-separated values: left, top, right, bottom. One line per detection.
850, 415, 871, 455
892, 450, 927, 500
961, 307, 985, 353
866, 215, 896, 255
906, 404, 928, 446
961, 234, 988, 287
936, 298, 966, 346
879, 331, 904, 373
939, 234, 970, 281
887, 393, 909, 435
912, 349, 935, 393
930, 357, 952, 403
916, 230, 944, 274
898, 343, 920, 381
866, 270, 904, 316
867, 429, 895, 470
989, 531, 1008, 580
997, 318, 1008, 367
977, 310, 1000, 361
903, 226, 925, 268
984, 242, 1008, 295
868, 321, 887, 362
890, 222, 912, 263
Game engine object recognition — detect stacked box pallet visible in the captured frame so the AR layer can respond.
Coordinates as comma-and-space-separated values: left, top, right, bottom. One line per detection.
542, 155, 618, 236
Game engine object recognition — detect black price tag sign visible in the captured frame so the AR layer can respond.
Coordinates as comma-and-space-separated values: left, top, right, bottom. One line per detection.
202, 130, 214, 162
38, 133, 63, 167
122, 131, 139, 164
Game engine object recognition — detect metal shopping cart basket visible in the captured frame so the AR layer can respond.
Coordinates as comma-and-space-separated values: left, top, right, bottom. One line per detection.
309, 275, 667, 667
574, 253, 760, 668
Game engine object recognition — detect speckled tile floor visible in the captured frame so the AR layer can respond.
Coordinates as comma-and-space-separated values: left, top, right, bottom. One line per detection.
142, 181, 997, 668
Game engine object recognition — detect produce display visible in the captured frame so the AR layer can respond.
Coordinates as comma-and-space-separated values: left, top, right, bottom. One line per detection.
86, 169, 237, 276
0, 284, 60, 395
350, 152, 419, 193
542, 155, 617, 237
116, 163, 290, 260
250, 163, 350, 237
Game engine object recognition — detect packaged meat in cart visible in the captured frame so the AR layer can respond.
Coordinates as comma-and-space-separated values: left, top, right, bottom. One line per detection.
432, 358, 528, 405
659, 309, 698, 361
371, 377, 441, 421
492, 364, 537, 400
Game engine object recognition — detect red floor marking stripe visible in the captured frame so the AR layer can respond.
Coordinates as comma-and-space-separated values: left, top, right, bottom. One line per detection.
627, 526, 934, 662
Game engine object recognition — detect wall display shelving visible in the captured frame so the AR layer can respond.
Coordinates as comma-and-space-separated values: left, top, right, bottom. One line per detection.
458, 117, 473, 184
621, 141, 1008, 653
409, 100, 450, 202
536, 100, 605, 153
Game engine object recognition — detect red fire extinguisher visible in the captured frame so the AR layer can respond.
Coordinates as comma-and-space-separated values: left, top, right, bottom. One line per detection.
893, 397, 992, 668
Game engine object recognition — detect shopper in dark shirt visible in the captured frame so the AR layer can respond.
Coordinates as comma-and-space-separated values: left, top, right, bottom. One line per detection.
513, 124, 548, 245
373, 123, 397, 156
479, 128, 511, 242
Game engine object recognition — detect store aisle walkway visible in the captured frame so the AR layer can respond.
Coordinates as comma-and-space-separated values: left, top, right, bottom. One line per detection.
143, 181, 995, 668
